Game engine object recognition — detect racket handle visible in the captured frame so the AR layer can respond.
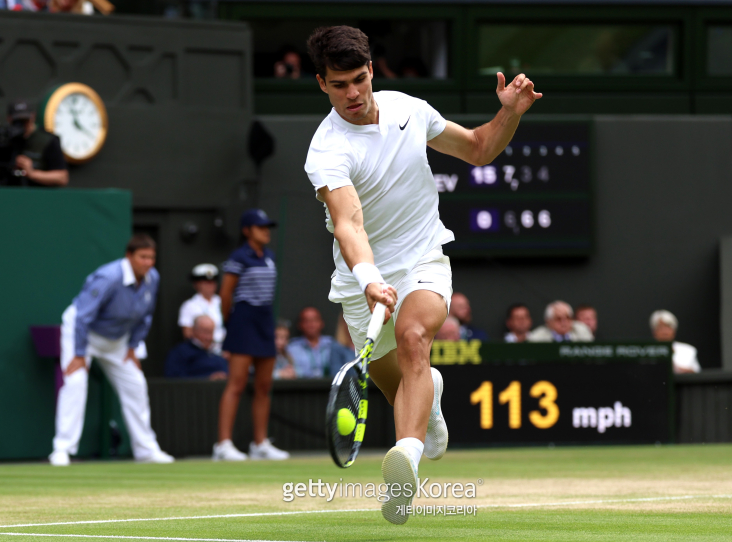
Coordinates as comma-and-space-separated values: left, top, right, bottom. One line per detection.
367, 302, 387, 341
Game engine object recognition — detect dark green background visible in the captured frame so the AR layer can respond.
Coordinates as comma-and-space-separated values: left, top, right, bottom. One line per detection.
0, 189, 131, 460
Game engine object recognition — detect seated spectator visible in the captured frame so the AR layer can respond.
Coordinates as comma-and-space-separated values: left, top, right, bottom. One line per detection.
450, 292, 489, 341
288, 307, 353, 377
273, 319, 296, 380
2, 0, 47, 10
528, 300, 594, 343
178, 263, 226, 354
49, 0, 94, 13
274, 46, 302, 79
165, 315, 228, 380
435, 316, 461, 341
650, 310, 701, 374
504, 303, 532, 343
575, 305, 598, 338
2, 100, 68, 187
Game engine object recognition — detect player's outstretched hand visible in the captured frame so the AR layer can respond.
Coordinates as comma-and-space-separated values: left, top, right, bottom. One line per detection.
365, 283, 397, 324
496, 72, 542, 116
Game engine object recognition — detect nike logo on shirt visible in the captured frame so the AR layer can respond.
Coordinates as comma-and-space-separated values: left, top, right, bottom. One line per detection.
417, 280, 433, 283
399, 116, 410, 130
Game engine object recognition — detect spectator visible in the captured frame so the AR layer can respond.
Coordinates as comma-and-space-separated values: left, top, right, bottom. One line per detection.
49, 0, 95, 13
528, 300, 594, 343
178, 263, 226, 354
449, 292, 489, 341
504, 303, 532, 343
2, 0, 47, 10
650, 310, 701, 374
214, 209, 289, 461
3, 100, 68, 187
398, 56, 429, 78
575, 305, 598, 338
273, 320, 296, 379
49, 233, 173, 466
165, 315, 228, 380
274, 46, 302, 79
372, 43, 397, 79
435, 315, 461, 341
288, 307, 353, 377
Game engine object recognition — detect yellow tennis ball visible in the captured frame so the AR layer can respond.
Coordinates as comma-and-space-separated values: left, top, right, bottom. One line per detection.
337, 408, 356, 436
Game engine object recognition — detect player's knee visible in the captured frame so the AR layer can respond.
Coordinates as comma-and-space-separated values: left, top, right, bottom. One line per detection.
397, 328, 431, 370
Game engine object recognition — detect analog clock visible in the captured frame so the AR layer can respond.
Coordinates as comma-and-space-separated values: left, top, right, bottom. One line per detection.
40, 83, 108, 164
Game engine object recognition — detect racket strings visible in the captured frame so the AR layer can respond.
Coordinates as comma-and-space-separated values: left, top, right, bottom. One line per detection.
331, 370, 362, 465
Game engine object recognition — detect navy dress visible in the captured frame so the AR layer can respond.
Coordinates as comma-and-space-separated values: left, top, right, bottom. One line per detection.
222, 244, 277, 357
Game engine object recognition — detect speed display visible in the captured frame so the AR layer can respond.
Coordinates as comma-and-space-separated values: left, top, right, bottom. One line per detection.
429, 120, 593, 257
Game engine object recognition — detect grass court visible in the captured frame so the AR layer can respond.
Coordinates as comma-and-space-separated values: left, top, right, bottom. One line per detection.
1, 445, 731, 541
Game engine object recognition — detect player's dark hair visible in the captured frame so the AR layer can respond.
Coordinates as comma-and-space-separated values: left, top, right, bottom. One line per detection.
506, 303, 529, 320
307, 26, 371, 79
126, 233, 156, 254
575, 304, 595, 314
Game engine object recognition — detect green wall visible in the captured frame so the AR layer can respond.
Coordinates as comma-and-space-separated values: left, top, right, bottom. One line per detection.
0, 189, 131, 460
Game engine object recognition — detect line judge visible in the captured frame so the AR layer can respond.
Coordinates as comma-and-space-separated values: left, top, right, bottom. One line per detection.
49, 234, 173, 466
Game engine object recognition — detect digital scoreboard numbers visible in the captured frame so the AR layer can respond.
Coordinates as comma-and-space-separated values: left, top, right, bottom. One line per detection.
428, 120, 593, 256
431, 342, 673, 445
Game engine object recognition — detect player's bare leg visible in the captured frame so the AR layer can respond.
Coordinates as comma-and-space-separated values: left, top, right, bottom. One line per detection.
393, 289, 446, 441
369, 349, 400, 405
381, 289, 447, 524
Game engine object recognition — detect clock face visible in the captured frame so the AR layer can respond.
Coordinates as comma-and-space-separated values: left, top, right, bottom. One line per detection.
52, 92, 105, 162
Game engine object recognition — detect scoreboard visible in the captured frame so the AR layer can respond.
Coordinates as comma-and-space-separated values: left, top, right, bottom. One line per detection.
429, 119, 593, 257
430, 342, 673, 445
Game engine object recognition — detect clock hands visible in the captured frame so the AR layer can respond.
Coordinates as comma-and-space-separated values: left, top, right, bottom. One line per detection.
69, 107, 96, 140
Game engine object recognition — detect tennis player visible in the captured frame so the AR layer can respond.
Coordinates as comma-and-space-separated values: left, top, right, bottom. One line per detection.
304, 26, 541, 524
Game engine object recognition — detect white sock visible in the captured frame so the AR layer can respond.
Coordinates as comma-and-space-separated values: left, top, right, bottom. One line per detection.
395, 437, 424, 468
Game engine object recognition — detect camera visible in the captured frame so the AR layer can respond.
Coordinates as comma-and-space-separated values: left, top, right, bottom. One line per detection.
0, 119, 28, 185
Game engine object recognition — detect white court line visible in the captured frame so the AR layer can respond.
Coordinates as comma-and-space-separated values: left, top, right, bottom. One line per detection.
0, 535, 306, 542
479, 494, 732, 508
0, 494, 730, 531
0, 509, 378, 529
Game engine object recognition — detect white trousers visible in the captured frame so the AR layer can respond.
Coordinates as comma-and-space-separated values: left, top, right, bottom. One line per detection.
53, 305, 162, 460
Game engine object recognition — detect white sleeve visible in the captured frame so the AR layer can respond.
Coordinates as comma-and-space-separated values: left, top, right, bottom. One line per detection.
178, 299, 197, 327
420, 99, 447, 141
304, 132, 355, 195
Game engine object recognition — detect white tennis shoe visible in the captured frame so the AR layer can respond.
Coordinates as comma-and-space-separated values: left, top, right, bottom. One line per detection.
424, 367, 448, 460
249, 438, 290, 460
381, 446, 418, 525
49, 450, 70, 467
137, 450, 175, 464
212, 440, 247, 461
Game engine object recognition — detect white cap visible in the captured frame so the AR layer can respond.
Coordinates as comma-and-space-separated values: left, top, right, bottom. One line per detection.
191, 263, 218, 281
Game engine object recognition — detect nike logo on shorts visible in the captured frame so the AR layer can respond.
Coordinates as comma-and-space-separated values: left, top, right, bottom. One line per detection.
417, 280, 433, 283
400, 117, 410, 130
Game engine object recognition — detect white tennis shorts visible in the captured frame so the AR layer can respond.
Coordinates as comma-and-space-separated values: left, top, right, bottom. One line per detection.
331, 247, 453, 361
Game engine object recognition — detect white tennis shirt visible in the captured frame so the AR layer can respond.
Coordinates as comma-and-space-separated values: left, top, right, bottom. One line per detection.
177, 293, 226, 353
304, 91, 454, 298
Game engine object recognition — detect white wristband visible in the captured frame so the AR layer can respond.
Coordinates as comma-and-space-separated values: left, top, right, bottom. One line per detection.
352, 262, 385, 293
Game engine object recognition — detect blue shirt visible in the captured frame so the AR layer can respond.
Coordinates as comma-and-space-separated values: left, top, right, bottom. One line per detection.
72, 258, 159, 357
288, 335, 353, 378
460, 324, 489, 342
164, 340, 228, 379
222, 244, 277, 306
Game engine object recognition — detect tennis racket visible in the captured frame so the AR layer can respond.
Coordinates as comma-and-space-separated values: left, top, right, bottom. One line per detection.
325, 302, 387, 468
